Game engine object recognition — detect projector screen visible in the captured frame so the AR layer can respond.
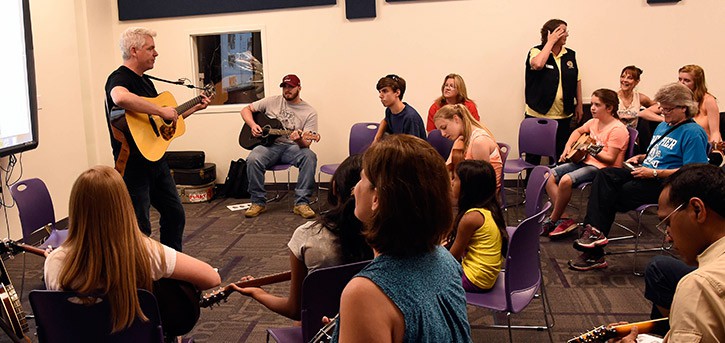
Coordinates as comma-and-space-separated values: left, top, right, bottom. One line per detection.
0, 0, 38, 158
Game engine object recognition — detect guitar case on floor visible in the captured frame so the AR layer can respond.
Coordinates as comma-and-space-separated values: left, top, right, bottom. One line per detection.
171, 163, 216, 186
165, 151, 205, 169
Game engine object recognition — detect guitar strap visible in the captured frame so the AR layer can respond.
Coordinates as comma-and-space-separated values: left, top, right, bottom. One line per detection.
110, 123, 131, 177
644, 119, 694, 158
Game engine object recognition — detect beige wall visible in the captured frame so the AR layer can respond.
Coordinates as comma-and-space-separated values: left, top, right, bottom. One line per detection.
1, 0, 723, 239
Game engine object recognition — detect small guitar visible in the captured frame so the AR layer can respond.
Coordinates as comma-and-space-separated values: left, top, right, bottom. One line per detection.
239, 111, 320, 150
309, 313, 338, 343
565, 133, 603, 163
200, 271, 292, 308
709, 141, 725, 167
123, 84, 215, 162
567, 317, 668, 343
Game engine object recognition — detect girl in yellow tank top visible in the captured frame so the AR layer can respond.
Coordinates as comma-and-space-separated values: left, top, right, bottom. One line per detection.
447, 160, 508, 291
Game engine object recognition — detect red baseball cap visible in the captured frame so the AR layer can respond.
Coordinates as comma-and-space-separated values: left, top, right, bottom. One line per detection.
280, 74, 301, 87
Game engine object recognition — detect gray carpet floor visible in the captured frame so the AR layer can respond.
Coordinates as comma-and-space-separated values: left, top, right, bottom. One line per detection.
1, 188, 672, 342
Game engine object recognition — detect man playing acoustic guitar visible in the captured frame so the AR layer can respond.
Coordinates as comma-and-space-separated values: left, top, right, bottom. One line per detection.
240, 74, 318, 219
104, 27, 211, 252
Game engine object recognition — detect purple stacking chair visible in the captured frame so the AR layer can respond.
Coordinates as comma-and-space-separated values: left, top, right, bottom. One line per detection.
10, 178, 69, 299
317, 123, 379, 207
30, 289, 164, 343
427, 129, 455, 160
504, 118, 558, 206
466, 202, 554, 343
496, 142, 511, 210
266, 260, 371, 343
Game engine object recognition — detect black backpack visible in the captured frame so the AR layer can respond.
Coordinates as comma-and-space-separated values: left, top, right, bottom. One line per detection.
220, 159, 250, 198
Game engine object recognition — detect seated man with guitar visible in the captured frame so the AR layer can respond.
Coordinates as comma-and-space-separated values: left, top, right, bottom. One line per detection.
600, 164, 725, 343
568, 83, 709, 271
543, 89, 629, 238
240, 74, 319, 219
104, 27, 211, 252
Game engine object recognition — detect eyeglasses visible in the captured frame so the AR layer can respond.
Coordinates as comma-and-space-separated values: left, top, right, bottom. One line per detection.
659, 105, 683, 114
655, 202, 686, 233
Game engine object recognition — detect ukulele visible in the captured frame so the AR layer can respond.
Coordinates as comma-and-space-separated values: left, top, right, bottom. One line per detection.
308, 313, 338, 343
200, 271, 292, 308
567, 317, 668, 343
709, 142, 725, 167
121, 84, 215, 162
565, 133, 603, 163
239, 112, 320, 150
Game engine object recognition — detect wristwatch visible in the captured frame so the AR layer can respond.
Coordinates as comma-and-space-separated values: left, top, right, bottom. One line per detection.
652, 169, 658, 178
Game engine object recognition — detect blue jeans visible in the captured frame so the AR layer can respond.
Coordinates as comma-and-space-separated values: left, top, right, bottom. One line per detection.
123, 159, 185, 252
551, 162, 598, 186
246, 143, 317, 206
644, 255, 696, 317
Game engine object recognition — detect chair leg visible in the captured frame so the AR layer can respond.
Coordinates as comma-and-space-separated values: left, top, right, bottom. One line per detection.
266, 170, 281, 203
507, 312, 513, 343
540, 281, 555, 343
19, 253, 26, 301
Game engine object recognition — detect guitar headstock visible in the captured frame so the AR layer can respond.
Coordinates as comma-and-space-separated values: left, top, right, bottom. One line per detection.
199, 287, 232, 308
302, 131, 321, 143
567, 325, 615, 343
202, 83, 216, 98
0, 240, 23, 257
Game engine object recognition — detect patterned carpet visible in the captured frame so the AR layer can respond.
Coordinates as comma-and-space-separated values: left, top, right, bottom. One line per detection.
1, 188, 672, 342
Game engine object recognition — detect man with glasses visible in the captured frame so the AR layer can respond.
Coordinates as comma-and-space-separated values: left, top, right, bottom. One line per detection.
615, 164, 725, 342
372, 74, 426, 143
241, 74, 318, 219
568, 83, 708, 271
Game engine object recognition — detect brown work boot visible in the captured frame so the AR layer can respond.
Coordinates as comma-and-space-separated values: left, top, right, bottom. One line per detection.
293, 204, 316, 219
245, 204, 266, 218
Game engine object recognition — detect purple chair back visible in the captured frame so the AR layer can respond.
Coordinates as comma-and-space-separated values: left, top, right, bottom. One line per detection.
626, 126, 638, 159
518, 118, 558, 162
427, 129, 454, 160
505, 202, 550, 313
524, 166, 551, 219
497, 142, 511, 206
30, 289, 164, 343
349, 123, 380, 155
10, 178, 56, 245
300, 260, 371, 342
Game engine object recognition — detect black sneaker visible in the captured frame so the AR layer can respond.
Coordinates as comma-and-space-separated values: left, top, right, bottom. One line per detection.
574, 224, 609, 249
568, 253, 608, 271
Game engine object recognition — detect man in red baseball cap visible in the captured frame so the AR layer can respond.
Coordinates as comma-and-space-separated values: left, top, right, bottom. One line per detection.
240, 74, 319, 219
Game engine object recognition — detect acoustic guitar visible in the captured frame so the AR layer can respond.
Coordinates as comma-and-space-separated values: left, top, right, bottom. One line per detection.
565, 133, 603, 163
239, 112, 320, 150
123, 84, 215, 162
200, 271, 292, 308
567, 317, 668, 343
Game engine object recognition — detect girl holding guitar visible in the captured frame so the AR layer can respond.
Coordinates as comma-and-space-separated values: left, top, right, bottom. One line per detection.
543, 89, 629, 238
433, 104, 503, 196
230, 155, 372, 320
43, 166, 220, 335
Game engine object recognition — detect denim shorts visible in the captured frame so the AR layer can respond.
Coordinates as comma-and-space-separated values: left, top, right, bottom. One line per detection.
551, 162, 599, 186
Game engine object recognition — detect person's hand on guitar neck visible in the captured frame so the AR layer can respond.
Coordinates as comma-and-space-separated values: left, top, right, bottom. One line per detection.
290, 129, 313, 148
607, 323, 638, 343
229, 275, 260, 296
189, 94, 212, 114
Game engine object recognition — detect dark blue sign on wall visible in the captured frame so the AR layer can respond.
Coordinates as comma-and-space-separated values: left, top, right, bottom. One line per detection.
118, 0, 336, 21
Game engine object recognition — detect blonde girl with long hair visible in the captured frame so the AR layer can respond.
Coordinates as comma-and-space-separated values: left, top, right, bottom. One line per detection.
44, 166, 220, 333
434, 103, 503, 193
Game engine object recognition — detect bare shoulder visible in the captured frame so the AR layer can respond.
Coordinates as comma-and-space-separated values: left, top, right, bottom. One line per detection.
461, 210, 485, 228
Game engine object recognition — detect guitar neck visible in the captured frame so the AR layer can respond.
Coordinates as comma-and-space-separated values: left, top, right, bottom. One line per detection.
200, 271, 292, 308
568, 318, 668, 343
267, 128, 296, 136
11, 243, 46, 258
176, 95, 204, 118
611, 318, 669, 336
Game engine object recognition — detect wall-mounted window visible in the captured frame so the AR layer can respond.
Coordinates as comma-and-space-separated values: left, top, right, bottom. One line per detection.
194, 30, 264, 106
